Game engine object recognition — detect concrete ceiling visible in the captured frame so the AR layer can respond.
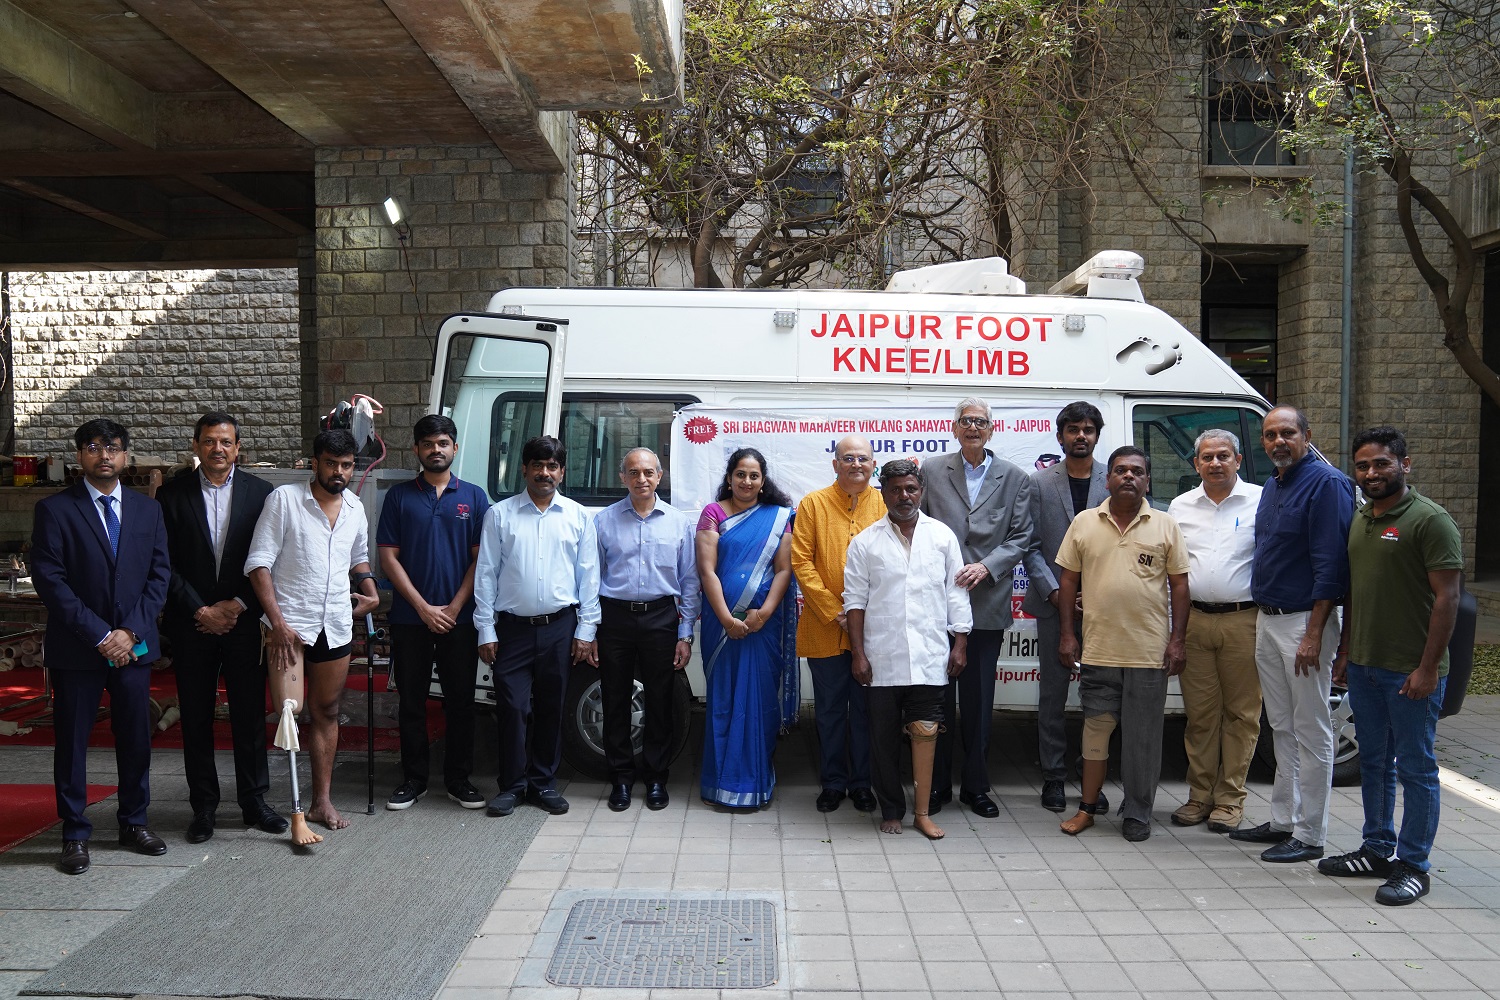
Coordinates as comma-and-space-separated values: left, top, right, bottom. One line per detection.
0, 0, 681, 268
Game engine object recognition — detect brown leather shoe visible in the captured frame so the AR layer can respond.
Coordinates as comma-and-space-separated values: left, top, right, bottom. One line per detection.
58, 839, 90, 875
118, 825, 167, 856
1207, 805, 1243, 833
1171, 800, 1212, 826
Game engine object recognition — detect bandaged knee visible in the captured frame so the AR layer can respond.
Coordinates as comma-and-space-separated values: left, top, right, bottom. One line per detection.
905, 719, 941, 743
1082, 713, 1117, 760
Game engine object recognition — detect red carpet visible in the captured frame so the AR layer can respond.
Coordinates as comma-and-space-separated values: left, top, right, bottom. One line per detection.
0, 783, 116, 852
0, 667, 443, 752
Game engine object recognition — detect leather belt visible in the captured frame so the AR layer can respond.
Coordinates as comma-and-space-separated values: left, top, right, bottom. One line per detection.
1257, 604, 1312, 616
1191, 600, 1257, 615
499, 606, 576, 626
601, 595, 675, 613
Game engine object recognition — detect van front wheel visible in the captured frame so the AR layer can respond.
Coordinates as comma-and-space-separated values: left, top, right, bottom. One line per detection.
561, 668, 693, 781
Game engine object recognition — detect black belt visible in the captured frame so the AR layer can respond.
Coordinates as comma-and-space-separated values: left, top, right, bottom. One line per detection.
1257, 604, 1312, 616
601, 595, 675, 613
1192, 600, 1257, 615
499, 606, 576, 626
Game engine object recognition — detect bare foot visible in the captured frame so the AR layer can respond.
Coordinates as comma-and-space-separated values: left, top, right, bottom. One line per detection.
288, 811, 324, 846
307, 802, 350, 831
913, 814, 945, 841
879, 818, 903, 834
1060, 810, 1094, 836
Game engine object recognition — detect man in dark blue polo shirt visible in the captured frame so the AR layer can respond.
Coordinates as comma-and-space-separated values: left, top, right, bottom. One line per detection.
1231, 405, 1353, 863
377, 415, 491, 810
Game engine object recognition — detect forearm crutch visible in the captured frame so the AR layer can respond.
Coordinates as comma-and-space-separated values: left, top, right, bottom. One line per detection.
364, 611, 377, 816
269, 641, 322, 845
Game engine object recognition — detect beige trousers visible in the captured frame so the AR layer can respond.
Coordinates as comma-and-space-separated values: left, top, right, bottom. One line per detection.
1180, 608, 1261, 810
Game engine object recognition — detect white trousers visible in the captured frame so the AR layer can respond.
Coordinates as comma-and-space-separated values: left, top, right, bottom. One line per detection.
1254, 610, 1338, 846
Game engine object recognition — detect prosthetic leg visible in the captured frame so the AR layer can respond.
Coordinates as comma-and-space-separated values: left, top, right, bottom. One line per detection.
1062, 713, 1116, 835
269, 642, 322, 846
906, 720, 945, 841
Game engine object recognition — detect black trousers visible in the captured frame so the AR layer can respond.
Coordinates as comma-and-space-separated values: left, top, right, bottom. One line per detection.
597, 601, 678, 784
492, 609, 574, 796
170, 627, 270, 817
392, 621, 478, 789
867, 683, 946, 822
52, 662, 153, 840
933, 628, 1004, 796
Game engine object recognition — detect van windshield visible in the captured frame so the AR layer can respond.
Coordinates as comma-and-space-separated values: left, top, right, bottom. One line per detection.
1130, 401, 1269, 505
489, 393, 698, 505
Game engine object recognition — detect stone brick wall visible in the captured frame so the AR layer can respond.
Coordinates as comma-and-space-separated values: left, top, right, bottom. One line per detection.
7, 269, 302, 466
314, 144, 574, 467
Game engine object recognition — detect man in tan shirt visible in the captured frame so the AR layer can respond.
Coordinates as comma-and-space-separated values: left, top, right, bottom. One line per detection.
1055, 446, 1189, 842
792, 435, 886, 813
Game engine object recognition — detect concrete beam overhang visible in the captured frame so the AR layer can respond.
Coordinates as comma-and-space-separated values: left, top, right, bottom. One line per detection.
0, 0, 156, 149
178, 173, 311, 235
0, 236, 300, 269
0, 177, 166, 239
479, 0, 683, 110
382, 0, 565, 170
0, 150, 314, 177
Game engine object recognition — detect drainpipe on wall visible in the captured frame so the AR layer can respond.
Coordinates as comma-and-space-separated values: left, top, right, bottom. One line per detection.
1340, 146, 1354, 469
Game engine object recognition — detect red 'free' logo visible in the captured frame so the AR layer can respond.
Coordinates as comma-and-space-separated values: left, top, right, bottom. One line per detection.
682, 416, 717, 444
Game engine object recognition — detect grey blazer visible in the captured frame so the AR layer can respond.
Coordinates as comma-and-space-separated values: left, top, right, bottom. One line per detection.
1021, 460, 1109, 619
919, 451, 1034, 631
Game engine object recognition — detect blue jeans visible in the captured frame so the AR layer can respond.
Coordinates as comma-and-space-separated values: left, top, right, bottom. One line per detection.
807, 653, 871, 792
1346, 662, 1447, 871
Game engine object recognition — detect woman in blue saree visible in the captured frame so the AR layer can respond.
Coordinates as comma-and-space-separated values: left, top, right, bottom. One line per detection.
695, 448, 798, 809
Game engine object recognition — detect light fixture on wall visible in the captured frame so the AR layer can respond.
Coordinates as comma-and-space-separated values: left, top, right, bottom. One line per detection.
381, 195, 429, 361
383, 197, 409, 240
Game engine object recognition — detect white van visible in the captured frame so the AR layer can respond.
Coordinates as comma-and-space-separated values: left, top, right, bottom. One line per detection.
427, 251, 1355, 781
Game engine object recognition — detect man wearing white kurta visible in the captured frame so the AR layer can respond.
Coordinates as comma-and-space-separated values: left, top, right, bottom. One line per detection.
846, 459, 973, 840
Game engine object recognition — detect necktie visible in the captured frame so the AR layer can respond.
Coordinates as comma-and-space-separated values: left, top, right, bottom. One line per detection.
98, 495, 120, 556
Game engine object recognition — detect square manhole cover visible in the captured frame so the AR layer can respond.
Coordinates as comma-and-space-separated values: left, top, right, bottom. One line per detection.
546, 896, 777, 988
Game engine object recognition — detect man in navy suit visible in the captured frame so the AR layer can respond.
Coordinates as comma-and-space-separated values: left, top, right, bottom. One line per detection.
31, 419, 172, 875
159, 413, 284, 843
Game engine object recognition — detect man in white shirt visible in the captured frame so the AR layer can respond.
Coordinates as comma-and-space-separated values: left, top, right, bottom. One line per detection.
1167, 429, 1263, 833
474, 435, 601, 818
845, 459, 973, 841
247, 429, 381, 833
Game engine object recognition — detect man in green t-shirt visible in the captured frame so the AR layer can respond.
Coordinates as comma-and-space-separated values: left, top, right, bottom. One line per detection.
1324, 427, 1462, 905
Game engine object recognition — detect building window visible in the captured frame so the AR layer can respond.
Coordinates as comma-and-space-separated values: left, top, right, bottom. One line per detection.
1202, 260, 1278, 401
773, 158, 844, 231
1206, 36, 1294, 167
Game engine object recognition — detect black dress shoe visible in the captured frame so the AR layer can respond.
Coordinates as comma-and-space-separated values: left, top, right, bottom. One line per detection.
1229, 821, 1292, 844
58, 839, 90, 875
848, 788, 878, 813
526, 787, 570, 815
607, 783, 632, 812
118, 825, 167, 856
960, 791, 1000, 818
646, 783, 669, 810
1261, 837, 1323, 863
1122, 818, 1152, 842
186, 812, 215, 844
816, 788, 845, 813
243, 805, 289, 835
486, 792, 518, 817
1096, 793, 1109, 814
1041, 780, 1066, 812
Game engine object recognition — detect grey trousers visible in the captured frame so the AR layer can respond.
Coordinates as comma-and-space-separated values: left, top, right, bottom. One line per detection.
1079, 664, 1169, 825
1036, 611, 1081, 781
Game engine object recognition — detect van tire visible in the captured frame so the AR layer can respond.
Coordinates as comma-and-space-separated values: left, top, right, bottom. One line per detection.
1252, 689, 1361, 787
561, 668, 694, 781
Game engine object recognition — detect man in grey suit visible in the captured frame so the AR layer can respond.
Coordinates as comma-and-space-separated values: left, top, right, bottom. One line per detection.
920, 397, 1034, 818
1022, 401, 1110, 813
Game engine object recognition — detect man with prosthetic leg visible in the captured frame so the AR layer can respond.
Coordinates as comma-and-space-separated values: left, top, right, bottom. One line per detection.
844, 460, 973, 840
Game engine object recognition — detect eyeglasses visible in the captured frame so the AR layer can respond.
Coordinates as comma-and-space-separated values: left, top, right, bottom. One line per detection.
957, 416, 992, 429
838, 455, 873, 466
82, 443, 124, 456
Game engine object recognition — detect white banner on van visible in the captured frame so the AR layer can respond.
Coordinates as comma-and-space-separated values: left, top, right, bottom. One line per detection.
670, 404, 1062, 631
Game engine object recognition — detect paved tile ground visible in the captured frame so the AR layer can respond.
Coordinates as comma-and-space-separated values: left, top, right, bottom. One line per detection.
4, 658, 1500, 999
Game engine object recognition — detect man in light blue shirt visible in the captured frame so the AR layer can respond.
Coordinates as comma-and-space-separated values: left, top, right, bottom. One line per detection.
593, 447, 701, 813
474, 435, 601, 817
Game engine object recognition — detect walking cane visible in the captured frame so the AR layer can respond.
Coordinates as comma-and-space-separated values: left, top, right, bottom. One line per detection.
365, 610, 377, 815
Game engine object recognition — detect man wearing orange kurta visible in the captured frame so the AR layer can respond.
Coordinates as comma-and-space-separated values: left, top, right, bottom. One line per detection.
791, 435, 886, 813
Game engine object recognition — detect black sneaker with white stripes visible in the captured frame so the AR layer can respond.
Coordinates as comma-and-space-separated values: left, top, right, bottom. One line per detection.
1375, 861, 1431, 905
1317, 844, 1394, 878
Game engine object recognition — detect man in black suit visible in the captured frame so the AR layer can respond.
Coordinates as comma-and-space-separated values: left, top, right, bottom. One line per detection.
31, 419, 172, 875
159, 413, 286, 843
